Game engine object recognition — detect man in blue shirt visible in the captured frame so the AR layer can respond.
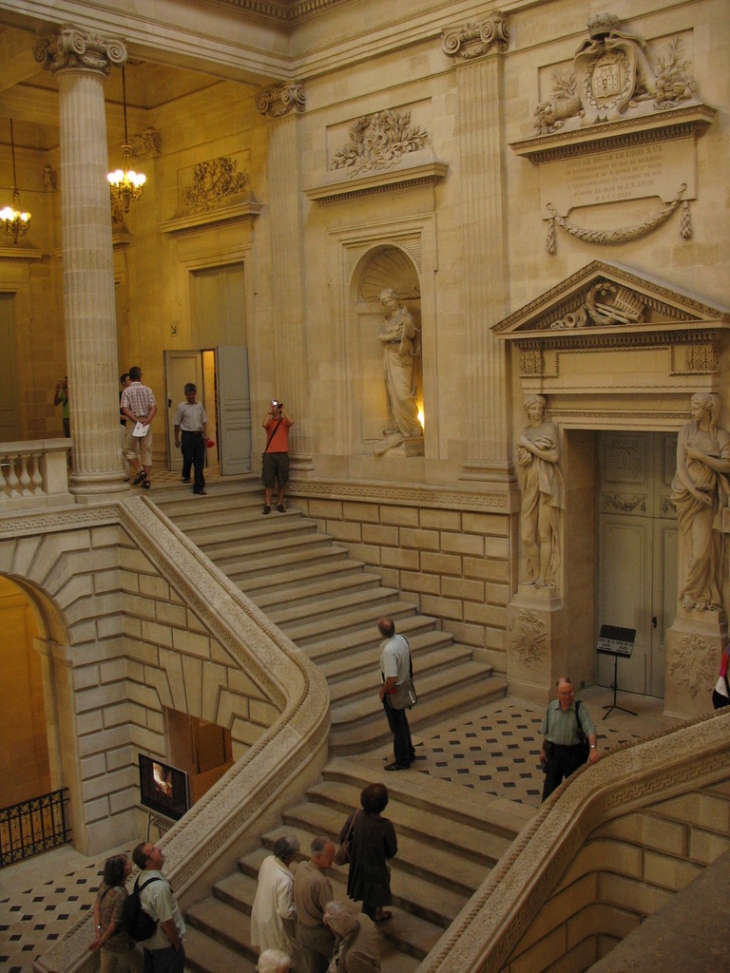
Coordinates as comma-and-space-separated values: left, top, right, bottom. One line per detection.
539, 677, 601, 801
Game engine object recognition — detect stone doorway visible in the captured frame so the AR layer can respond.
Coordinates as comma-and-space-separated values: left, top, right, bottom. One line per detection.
596, 431, 678, 697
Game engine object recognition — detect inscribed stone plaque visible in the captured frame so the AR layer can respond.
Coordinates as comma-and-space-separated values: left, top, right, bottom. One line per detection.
541, 138, 696, 218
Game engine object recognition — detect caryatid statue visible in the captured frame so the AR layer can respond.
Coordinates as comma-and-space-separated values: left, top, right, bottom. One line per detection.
516, 394, 564, 588
671, 392, 730, 612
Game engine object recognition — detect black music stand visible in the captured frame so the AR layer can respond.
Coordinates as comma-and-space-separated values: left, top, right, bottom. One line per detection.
597, 624, 637, 718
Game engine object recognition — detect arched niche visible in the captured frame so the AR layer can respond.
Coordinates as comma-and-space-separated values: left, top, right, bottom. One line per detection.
349, 244, 422, 451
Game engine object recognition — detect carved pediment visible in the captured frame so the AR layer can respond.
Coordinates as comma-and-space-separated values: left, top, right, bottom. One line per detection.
493, 261, 730, 341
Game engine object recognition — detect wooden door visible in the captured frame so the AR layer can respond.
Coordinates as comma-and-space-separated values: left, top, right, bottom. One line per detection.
596, 432, 677, 696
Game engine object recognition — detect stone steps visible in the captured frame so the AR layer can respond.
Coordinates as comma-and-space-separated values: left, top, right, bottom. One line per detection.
182, 757, 530, 973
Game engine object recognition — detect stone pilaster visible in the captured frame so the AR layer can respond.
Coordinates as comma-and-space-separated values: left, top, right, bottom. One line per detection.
258, 83, 312, 467
443, 18, 513, 484
35, 27, 128, 496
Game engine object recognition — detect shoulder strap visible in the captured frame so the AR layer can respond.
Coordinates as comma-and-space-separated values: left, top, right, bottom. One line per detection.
265, 419, 283, 451
575, 699, 586, 735
135, 875, 164, 894
403, 636, 413, 678
342, 808, 360, 842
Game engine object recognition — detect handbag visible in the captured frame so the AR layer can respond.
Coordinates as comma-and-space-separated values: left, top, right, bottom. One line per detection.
389, 677, 418, 710
334, 810, 359, 866
389, 638, 417, 710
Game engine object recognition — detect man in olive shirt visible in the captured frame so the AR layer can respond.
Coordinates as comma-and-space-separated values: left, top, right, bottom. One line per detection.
293, 836, 336, 973
539, 676, 601, 801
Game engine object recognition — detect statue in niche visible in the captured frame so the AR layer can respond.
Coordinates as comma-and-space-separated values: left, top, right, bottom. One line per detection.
516, 394, 564, 588
671, 392, 730, 612
374, 288, 422, 455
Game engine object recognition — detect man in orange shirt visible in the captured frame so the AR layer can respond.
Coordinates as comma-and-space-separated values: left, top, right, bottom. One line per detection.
262, 399, 294, 514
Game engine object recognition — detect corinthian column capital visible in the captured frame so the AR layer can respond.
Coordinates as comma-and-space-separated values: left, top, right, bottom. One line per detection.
34, 24, 126, 78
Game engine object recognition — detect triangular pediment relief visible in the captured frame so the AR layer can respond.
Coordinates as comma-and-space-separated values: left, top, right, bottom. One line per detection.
493, 261, 730, 339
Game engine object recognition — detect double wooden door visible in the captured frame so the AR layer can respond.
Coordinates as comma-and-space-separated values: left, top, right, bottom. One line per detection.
596, 432, 678, 697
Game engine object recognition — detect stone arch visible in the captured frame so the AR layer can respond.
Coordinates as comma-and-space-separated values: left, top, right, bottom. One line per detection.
0, 573, 77, 842
348, 243, 423, 452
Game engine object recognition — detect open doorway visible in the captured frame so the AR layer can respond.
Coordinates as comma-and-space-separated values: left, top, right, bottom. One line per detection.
596, 431, 678, 697
164, 346, 251, 475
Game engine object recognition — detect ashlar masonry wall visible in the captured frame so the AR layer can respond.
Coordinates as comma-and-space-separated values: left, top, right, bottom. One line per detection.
0, 500, 284, 855
291, 484, 519, 670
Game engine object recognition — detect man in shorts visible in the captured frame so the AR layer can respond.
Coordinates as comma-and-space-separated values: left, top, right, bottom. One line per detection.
121, 366, 157, 489
262, 399, 294, 514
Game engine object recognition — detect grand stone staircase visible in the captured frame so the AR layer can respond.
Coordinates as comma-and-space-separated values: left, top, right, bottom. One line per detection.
181, 758, 533, 973
155, 481, 507, 754
153, 480, 513, 972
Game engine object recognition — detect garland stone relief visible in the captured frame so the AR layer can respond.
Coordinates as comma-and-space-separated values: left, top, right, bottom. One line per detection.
516, 394, 564, 588
331, 110, 428, 175
671, 392, 730, 612
185, 157, 251, 212
669, 634, 716, 697
510, 608, 548, 668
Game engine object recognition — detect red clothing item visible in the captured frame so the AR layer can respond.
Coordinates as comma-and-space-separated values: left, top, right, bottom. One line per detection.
265, 418, 293, 453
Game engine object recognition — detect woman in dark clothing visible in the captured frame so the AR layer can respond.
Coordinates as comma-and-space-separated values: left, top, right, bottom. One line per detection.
340, 782, 397, 922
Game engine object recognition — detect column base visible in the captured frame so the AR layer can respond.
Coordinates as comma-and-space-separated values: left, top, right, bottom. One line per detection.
665, 609, 728, 720
507, 587, 566, 705
69, 470, 131, 499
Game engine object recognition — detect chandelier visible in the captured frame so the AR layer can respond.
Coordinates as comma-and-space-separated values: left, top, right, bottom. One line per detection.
107, 66, 146, 214
0, 119, 31, 244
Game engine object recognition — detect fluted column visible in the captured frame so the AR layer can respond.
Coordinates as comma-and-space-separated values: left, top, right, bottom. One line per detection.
442, 17, 514, 484
257, 82, 312, 467
36, 27, 127, 496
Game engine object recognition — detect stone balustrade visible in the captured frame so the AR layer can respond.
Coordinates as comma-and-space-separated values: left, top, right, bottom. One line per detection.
0, 439, 71, 509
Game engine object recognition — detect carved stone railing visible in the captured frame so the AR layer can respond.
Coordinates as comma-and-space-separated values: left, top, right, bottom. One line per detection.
417, 707, 730, 973
35, 495, 330, 973
0, 439, 71, 510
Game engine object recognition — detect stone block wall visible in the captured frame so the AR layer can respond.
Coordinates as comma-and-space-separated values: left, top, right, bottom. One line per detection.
503, 784, 730, 973
290, 486, 519, 669
0, 504, 283, 855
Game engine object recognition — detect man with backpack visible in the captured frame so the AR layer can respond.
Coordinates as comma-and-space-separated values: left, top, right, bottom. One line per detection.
539, 676, 601, 801
131, 842, 186, 973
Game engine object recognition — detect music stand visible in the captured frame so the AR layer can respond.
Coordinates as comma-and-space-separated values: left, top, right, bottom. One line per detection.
597, 624, 637, 718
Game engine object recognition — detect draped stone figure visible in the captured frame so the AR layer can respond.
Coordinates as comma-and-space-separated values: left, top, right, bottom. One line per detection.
516, 394, 564, 588
671, 392, 730, 612
374, 288, 422, 454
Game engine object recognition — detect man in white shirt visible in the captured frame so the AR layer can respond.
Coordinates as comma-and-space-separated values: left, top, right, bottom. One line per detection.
131, 842, 185, 973
251, 835, 299, 956
377, 617, 416, 771
173, 383, 209, 495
